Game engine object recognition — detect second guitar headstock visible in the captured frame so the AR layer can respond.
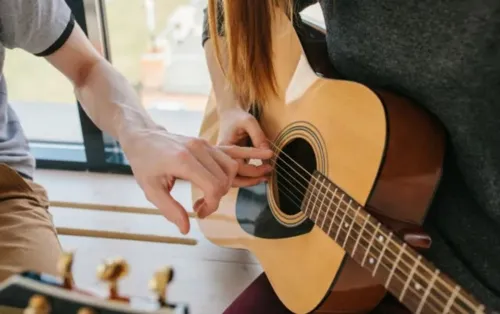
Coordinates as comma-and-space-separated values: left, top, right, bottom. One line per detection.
0, 251, 189, 314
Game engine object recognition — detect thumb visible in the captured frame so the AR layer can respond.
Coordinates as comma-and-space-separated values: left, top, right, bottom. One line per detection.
145, 181, 190, 234
242, 115, 269, 149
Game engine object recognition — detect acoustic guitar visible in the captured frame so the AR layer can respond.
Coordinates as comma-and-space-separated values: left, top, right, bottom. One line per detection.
191, 9, 496, 314
0, 251, 189, 314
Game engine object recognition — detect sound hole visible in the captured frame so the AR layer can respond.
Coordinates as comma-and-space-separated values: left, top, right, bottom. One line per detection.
275, 138, 317, 216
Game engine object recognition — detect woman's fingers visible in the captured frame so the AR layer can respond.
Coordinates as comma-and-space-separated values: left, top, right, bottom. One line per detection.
218, 145, 274, 160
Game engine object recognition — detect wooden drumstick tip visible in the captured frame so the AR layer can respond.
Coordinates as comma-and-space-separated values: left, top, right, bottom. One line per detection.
23, 294, 51, 314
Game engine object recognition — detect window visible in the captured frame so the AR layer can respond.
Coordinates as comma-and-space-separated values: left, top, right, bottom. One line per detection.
4, 39, 87, 165
103, 0, 210, 152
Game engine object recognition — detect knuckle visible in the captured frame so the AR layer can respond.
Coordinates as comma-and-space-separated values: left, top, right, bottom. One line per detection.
230, 160, 239, 176
186, 138, 207, 151
175, 148, 191, 161
214, 181, 227, 195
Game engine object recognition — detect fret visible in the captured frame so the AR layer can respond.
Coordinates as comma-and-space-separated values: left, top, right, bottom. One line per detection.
416, 269, 440, 314
302, 179, 315, 216
338, 200, 353, 245
314, 177, 325, 223
321, 186, 335, 230
343, 206, 360, 248
385, 242, 406, 288
325, 193, 343, 238
315, 178, 328, 226
362, 222, 380, 267
326, 188, 338, 235
307, 177, 322, 221
443, 286, 460, 313
334, 197, 349, 242
352, 213, 369, 256
400, 255, 421, 302
372, 232, 392, 276
304, 178, 320, 218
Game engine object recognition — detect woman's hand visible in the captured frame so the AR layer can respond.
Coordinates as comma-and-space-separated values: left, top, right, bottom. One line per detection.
120, 125, 273, 234
217, 107, 274, 186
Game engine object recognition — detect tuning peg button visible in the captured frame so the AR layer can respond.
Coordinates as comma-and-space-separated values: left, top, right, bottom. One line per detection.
77, 308, 96, 314
149, 266, 174, 307
97, 257, 130, 302
23, 294, 51, 314
57, 251, 74, 289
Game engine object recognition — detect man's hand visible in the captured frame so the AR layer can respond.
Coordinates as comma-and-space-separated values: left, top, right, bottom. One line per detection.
44, 22, 274, 234
120, 127, 273, 234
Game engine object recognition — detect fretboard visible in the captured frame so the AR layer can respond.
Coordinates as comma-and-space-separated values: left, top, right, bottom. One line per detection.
302, 171, 488, 314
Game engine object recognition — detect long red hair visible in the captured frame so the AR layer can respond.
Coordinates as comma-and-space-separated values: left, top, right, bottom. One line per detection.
207, 0, 292, 108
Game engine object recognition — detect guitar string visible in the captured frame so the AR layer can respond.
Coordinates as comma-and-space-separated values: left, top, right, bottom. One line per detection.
273, 181, 450, 313
271, 161, 465, 314
269, 151, 478, 313
265, 139, 482, 313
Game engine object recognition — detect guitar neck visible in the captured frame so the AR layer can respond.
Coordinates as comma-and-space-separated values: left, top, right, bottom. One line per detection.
303, 171, 487, 314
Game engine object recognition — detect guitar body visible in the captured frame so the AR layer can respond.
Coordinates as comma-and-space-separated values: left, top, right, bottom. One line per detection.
192, 12, 445, 314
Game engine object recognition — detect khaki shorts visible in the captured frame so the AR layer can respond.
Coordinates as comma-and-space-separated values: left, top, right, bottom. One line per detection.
0, 163, 61, 281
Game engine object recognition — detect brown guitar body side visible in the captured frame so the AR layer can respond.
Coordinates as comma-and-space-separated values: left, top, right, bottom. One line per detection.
314, 88, 446, 314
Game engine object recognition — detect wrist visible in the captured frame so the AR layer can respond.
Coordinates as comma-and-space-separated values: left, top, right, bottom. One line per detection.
217, 101, 245, 115
116, 114, 164, 148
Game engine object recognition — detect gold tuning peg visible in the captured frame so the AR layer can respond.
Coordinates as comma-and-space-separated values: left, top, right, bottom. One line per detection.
57, 251, 74, 289
77, 307, 96, 314
149, 266, 174, 307
23, 294, 51, 314
96, 257, 129, 302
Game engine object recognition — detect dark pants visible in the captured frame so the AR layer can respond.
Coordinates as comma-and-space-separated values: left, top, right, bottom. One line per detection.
224, 272, 409, 314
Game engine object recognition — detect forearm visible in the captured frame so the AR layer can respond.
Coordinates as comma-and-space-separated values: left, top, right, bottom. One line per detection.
204, 39, 242, 113
74, 58, 161, 143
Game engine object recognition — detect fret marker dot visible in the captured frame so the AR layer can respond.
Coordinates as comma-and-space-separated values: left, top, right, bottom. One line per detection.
369, 257, 375, 264
344, 222, 349, 228
415, 283, 422, 291
378, 235, 384, 242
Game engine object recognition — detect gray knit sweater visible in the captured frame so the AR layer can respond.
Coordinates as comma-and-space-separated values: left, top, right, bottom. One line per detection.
202, 0, 500, 309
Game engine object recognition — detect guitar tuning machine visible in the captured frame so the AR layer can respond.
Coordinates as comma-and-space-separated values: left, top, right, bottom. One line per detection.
97, 257, 129, 302
77, 307, 96, 314
23, 294, 51, 314
149, 266, 175, 307
57, 251, 74, 290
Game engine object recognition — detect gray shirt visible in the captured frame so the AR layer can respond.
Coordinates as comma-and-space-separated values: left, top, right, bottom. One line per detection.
0, 0, 74, 178
203, 0, 500, 309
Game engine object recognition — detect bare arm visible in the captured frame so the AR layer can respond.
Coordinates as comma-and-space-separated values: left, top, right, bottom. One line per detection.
203, 39, 241, 113
45, 23, 159, 146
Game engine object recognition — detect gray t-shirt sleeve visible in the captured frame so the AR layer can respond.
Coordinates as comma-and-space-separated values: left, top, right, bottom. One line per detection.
0, 0, 74, 56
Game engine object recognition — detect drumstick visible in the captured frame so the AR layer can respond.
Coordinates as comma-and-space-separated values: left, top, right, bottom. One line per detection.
56, 227, 198, 245
50, 201, 197, 218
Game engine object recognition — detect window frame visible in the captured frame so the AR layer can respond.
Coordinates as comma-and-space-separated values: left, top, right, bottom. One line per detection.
31, 0, 132, 175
